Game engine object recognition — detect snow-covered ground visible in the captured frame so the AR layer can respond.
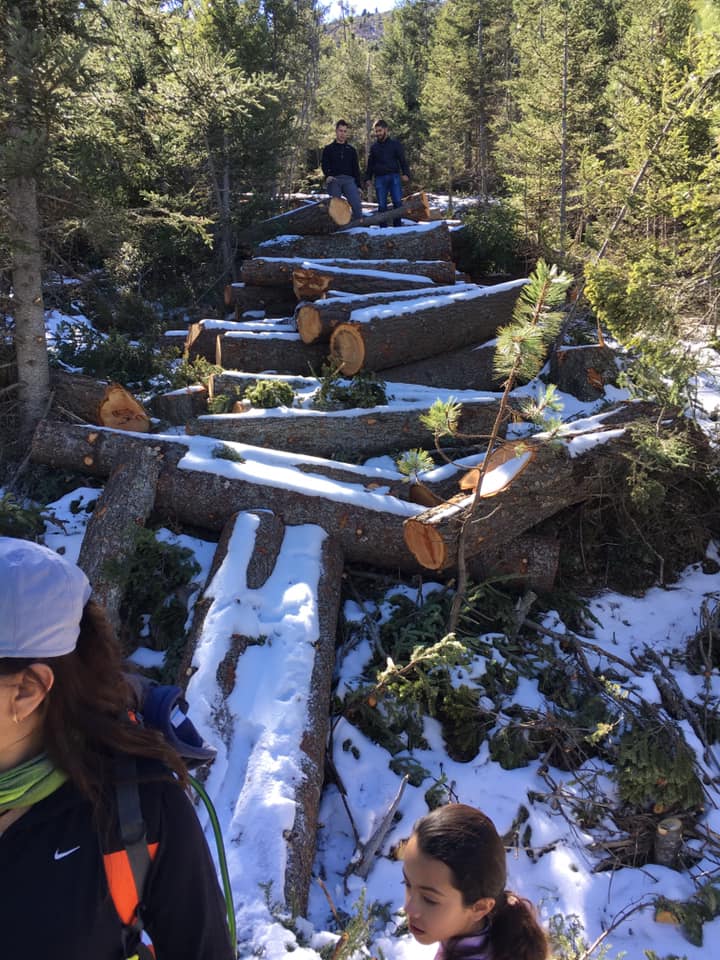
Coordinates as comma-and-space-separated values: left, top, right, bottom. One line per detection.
22, 305, 720, 958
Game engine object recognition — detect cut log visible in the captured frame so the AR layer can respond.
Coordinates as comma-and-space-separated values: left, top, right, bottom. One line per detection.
186, 396, 505, 460
467, 533, 561, 594
256, 222, 453, 262
284, 531, 344, 915
50, 370, 150, 431
224, 283, 299, 319
150, 385, 209, 425
239, 257, 456, 288
330, 280, 526, 375
340, 191, 430, 229
77, 444, 162, 637
217, 330, 329, 375
238, 197, 352, 245
209, 371, 318, 402
402, 421, 639, 571
30, 421, 426, 570
295, 283, 476, 344
185, 319, 296, 362
293, 265, 433, 299
383, 340, 503, 391
549, 344, 619, 401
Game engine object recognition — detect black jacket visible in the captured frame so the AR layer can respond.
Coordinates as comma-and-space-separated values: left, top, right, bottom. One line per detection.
321, 140, 362, 186
0, 765, 234, 960
365, 137, 410, 179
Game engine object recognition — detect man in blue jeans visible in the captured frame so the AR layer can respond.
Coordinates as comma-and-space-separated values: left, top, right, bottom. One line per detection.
321, 120, 364, 220
364, 119, 410, 227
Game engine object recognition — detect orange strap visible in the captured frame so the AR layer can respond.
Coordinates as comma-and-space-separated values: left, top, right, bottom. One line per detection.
103, 843, 159, 925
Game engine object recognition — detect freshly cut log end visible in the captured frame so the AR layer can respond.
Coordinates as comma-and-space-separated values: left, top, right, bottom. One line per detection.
330, 324, 365, 375
328, 196, 353, 226
293, 268, 331, 301
403, 518, 448, 571
99, 384, 150, 432
296, 304, 323, 344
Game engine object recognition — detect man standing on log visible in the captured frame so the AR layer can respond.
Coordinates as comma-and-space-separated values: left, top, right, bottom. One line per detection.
321, 120, 364, 221
365, 119, 410, 227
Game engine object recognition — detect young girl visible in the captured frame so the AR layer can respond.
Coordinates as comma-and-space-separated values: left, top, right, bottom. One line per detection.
402, 803, 548, 960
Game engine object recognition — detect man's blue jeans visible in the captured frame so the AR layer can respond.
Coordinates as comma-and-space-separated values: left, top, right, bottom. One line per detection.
374, 173, 403, 226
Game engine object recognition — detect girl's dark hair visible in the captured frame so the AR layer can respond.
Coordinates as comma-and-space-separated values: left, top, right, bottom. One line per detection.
413, 804, 548, 960
0, 599, 188, 808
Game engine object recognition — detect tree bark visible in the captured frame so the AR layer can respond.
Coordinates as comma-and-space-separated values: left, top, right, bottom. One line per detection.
295, 283, 474, 344
239, 257, 457, 288
186, 397, 504, 460
256, 222, 453, 262
150, 385, 209, 425
293, 266, 434, 299
224, 283, 300, 319
239, 197, 352, 245
340, 191, 430, 229
50, 370, 149, 430
184, 319, 295, 362
382, 340, 502, 391
30, 421, 424, 570
217, 330, 329, 375
7, 175, 50, 448
77, 444, 162, 636
330, 281, 525, 375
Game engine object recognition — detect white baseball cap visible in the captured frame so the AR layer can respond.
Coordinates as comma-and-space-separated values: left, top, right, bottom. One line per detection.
0, 537, 92, 659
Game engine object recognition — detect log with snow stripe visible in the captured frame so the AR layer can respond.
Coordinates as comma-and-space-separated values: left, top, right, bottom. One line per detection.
295, 282, 478, 344
240, 256, 457, 288
185, 317, 297, 361
238, 196, 352, 245
217, 329, 328, 375
382, 339, 503, 392
255, 220, 454, 262
329, 279, 528, 375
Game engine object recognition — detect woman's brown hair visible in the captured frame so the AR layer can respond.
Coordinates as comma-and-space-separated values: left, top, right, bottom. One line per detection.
413, 804, 549, 960
0, 599, 187, 808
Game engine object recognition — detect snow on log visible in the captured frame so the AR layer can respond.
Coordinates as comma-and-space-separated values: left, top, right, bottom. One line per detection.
50, 370, 150, 431
292, 265, 433, 299
241, 256, 457, 288
185, 318, 296, 362
256, 221, 454, 262
239, 197, 352, 245
77, 444, 162, 636
295, 283, 476, 344
150, 385, 209, 425
186, 396, 505, 460
330, 280, 526, 375
217, 329, 329, 375
30, 422, 426, 570
403, 422, 637, 571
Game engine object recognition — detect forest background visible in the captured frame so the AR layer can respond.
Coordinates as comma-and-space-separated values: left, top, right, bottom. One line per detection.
2, 0, 720, 450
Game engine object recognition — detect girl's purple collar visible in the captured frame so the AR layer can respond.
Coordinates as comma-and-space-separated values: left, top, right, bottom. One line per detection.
434, 928, 491, 960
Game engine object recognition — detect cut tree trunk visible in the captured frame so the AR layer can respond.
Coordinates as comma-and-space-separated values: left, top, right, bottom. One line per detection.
402, 422, 640, 571
50, 370, 150, 431
292, 265, 433, 299
30, 421, 425, 570
295, 283, 475, 344
330, 281, 526, 375
549, 344, 619, 401
238, 197, 352, 245
77, 444, 162, 636
256, 222, 453, 262
224, 283, 300, 319
468, 533, 561, 595
186, 396, 505, 460
217, 331, 328, 375
239, 257, 456, 288
383, 340, 502, 391
341, 192, 430, 229
284, 531, 344, 916
185, 319, 295, 362
210, 371, 318, 401
150, 385, 209, 425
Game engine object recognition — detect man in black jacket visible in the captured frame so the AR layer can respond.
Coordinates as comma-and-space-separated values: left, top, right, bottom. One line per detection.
364, 119, 410, 227
321, 120, 363, 220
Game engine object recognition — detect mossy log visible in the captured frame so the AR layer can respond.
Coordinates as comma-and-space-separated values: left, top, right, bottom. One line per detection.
330, 281, 526, 375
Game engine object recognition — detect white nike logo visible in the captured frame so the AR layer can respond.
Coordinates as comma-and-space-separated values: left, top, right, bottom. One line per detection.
54, 845, 81, 861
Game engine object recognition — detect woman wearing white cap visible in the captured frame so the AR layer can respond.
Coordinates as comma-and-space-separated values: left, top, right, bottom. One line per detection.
0, 536, 235, 960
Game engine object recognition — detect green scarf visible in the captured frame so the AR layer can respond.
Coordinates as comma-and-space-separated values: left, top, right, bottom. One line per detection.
0, 753, 67, 812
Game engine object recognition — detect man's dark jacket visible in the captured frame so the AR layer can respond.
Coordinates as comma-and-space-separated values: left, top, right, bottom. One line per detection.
365, 137, 410, 179
0, 764, 234, 959
321, 140, 362, 186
